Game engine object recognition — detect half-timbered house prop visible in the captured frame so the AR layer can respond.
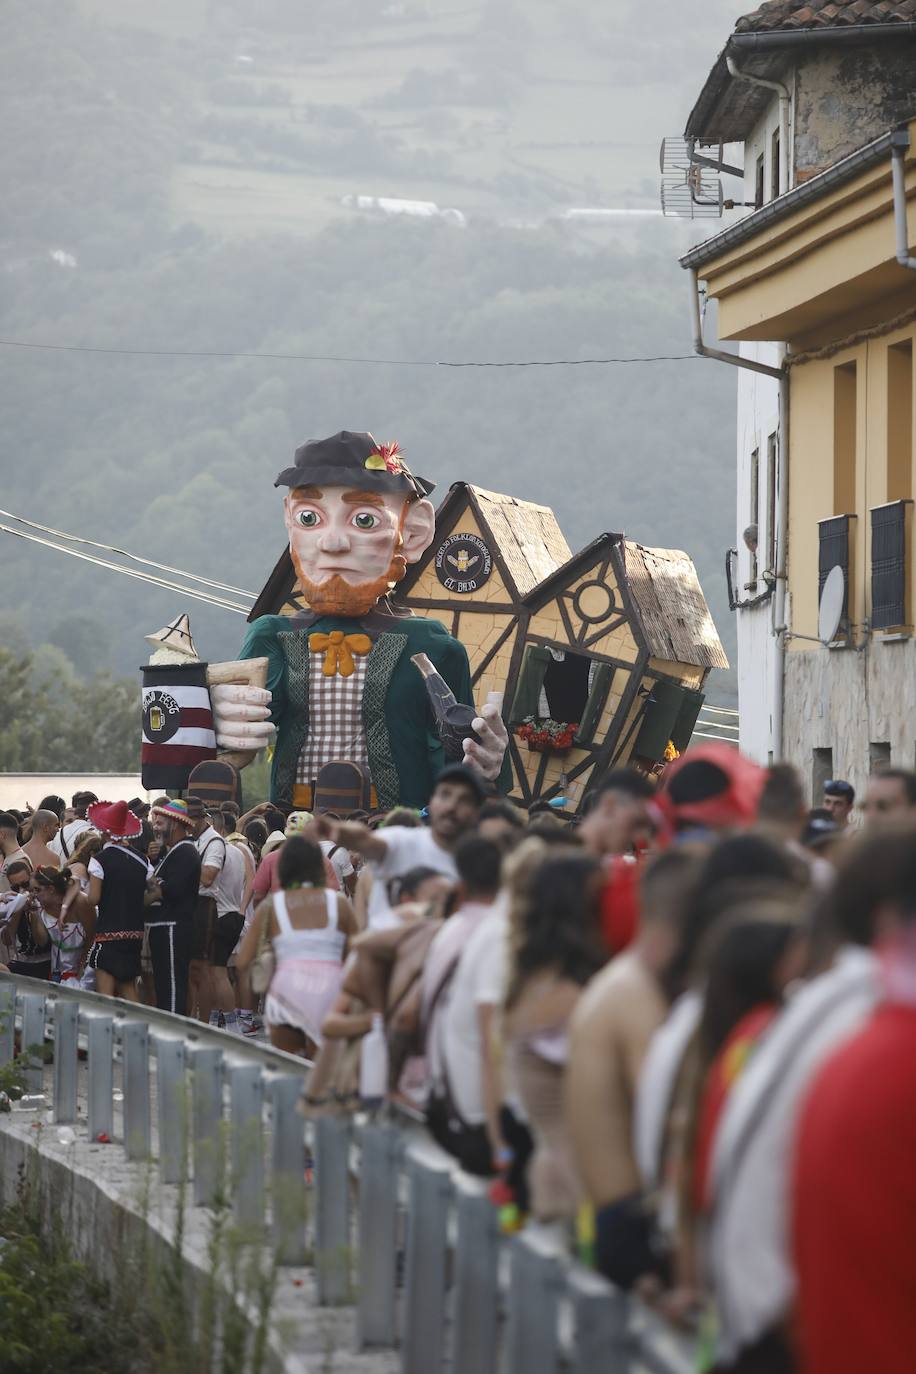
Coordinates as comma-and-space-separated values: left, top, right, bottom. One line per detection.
249, 483, 727, 813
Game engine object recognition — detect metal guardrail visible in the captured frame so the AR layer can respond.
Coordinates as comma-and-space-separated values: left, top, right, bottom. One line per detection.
0, 972, 310, 1260
0, 973, 695, 1373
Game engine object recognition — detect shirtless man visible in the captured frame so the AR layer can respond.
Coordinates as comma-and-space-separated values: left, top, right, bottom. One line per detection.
565, 846, 701, 1289
12, 809, 61, 872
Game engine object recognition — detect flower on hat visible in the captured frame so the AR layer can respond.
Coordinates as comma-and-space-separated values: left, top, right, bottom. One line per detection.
364, 441, 403, 475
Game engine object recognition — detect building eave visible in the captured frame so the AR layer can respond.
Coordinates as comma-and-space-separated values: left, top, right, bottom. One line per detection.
685, 24, 916, 144
679, 125, 903, 272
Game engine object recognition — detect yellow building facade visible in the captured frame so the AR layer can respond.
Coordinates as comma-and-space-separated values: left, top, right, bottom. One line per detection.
685, 117, 916, 788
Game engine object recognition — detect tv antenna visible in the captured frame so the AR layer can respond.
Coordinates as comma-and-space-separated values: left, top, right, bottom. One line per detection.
658, 137, 753, 220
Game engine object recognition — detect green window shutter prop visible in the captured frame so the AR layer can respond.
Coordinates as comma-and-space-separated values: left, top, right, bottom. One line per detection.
575, 664, 614, 746
672, 689, 705, 753
635, 680, 686, 762
509, 646, 553, 724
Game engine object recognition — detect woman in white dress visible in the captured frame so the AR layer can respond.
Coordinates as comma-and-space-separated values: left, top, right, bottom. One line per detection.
237, 835, 356, 1058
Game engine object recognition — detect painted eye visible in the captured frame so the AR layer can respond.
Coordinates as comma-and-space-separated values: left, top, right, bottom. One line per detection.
296, 509, 320, 528
353, 512, 380, 530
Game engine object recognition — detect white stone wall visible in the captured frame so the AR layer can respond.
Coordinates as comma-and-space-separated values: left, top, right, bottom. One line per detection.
730, 99, 788, 763
784, 640, 916, 802
735, 342, 782, 764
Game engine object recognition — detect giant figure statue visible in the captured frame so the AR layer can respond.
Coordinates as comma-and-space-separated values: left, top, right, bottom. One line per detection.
211, 431, 508, 810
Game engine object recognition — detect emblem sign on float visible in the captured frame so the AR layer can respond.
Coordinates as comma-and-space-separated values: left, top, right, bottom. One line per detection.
143, 690, 181, 742
435, 532, 493, 594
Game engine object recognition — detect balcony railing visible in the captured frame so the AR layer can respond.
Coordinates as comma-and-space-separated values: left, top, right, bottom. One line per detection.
871, 499, 912, 631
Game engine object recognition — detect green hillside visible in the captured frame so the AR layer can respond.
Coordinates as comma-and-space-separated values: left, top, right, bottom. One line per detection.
1, 0, 742, 741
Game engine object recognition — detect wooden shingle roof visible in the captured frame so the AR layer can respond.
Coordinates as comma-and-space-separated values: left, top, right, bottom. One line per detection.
623, 542, 729, 671
471, 486, 572, 597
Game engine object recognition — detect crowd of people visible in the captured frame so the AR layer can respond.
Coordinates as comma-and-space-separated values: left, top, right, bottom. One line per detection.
2, 749, 915, 1373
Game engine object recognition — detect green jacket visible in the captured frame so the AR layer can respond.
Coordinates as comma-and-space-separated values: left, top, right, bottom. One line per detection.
238, 613, 475, 810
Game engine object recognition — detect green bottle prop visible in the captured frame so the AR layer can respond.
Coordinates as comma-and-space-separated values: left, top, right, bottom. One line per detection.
411, 652, 479, 761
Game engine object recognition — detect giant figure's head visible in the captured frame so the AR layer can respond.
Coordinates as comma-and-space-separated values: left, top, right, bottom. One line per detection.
276, 431, 437, 617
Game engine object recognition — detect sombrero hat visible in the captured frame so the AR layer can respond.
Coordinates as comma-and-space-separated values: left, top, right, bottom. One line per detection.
87, 799, 143, 839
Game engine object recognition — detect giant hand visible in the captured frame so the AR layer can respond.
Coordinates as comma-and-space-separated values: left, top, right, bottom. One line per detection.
210, 683, 276, 755
463, 697, 509, 781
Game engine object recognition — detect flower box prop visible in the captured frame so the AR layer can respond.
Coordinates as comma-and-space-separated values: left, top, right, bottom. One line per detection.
515, 717, 578, 755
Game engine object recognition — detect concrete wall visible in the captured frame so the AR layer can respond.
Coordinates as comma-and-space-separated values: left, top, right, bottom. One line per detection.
784, 639, 916, 801
794, 47, 916, 181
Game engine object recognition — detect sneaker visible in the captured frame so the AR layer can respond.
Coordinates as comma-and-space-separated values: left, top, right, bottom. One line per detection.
222, 1010, 242, 1035
208, 1010, 223, 1028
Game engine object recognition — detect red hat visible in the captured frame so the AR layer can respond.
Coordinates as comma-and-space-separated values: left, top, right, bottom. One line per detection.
657, 743, 765, 833
87, 799, 143, 839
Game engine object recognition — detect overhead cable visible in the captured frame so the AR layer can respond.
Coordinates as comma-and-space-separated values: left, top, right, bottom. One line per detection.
0, 522, 251, 615
0, 337, 700, 369
0, 508, 256, 599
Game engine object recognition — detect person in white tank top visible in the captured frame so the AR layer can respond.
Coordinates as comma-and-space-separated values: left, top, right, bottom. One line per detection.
237, 834, 356, 1057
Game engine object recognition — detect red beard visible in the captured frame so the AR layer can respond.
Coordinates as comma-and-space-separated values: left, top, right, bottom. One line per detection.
291, 548, 408, 617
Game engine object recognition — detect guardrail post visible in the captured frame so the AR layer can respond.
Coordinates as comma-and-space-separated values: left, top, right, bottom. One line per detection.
568, 1266, 631, 1374
270, 1074, 307, 1265
52, 999, 79, 1124
229, 1063, 264, 1231
192, 1047, 224, 1207
87, 1014, 114, 1142
0, 982, 15, 1068
314, 1115, 351, 1305
123, 1021, 151, 1160
452, 1176, 500, 1374
356, 1124, 401, 1348
155, 1036, 187, 1184
505, 1231, 563, 1374
402, 1151, 453, 1374
20, 991, 46, 1095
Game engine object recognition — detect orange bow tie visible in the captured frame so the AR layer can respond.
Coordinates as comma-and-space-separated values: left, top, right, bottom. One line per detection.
309, 630, 372, 678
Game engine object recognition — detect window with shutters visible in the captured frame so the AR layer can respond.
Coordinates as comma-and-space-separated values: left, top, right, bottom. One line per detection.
755, 153, 765, 209
509, 645, 553, 723
766, 432, 778, 573
748, 448, 760, 586
510, 645, 615, 746
770, 128, 781, 200
870, 500, 911, 631
818, 514, 855, 638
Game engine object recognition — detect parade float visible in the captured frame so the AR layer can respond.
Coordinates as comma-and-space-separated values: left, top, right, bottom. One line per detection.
141, 431, 727, 814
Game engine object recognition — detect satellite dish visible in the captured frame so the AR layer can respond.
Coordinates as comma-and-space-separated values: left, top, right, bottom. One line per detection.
818, 565, 846, 643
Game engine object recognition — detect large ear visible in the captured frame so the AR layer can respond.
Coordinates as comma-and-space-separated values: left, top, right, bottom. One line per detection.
401, 498, 437, 564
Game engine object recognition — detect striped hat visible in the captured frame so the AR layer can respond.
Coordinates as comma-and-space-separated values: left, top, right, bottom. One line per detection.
151, 798, 196, 829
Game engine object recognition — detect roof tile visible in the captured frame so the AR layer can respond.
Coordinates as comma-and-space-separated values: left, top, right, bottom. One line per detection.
735, 0, 916, 32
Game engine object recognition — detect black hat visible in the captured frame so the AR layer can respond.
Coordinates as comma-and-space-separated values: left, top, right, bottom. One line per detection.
823, 778, 855, 801
275, 430, 435, 501
432, 763, 491, 806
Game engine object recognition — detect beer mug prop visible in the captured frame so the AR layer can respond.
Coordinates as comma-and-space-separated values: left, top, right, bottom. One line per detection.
141, 662, 218, 791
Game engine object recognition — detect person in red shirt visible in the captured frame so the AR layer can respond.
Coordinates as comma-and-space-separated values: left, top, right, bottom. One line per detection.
252, 819, 339, 902
579, 769, 655, 955
792, 822, 916, 1374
